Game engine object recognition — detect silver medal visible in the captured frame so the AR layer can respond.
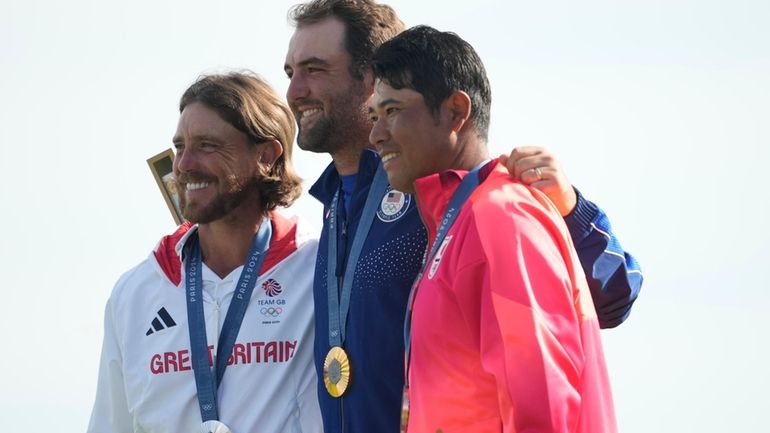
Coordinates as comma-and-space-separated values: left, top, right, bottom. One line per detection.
201, 420, 232, 433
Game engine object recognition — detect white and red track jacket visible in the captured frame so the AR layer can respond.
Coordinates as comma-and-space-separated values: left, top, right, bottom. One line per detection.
88, 213, 322, 433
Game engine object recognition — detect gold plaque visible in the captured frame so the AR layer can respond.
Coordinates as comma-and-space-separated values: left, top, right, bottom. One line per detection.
147, 148, 184, 225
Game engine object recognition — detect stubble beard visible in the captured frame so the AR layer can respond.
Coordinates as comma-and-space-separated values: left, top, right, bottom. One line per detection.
297, 114, 339, 154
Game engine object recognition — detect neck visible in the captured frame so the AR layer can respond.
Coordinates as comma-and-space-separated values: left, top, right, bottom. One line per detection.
330, 142, 365, 176
448, 136, 490, 172
197, 201, 267, 278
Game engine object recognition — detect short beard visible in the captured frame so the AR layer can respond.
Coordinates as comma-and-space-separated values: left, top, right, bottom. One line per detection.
180, 175, 260, 224
296, 82, 371, 156
297, 114, 340, 154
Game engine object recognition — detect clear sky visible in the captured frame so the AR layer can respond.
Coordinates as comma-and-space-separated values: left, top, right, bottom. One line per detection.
1, 0, 768, 431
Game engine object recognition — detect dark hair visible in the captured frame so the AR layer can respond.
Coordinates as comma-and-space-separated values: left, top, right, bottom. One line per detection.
288, 0, 404, 79
179, 71, 302, 211
371, 25, 492, 140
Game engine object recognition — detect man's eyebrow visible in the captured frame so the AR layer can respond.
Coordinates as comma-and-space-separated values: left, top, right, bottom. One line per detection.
370, 98, 401, 112
171, 134, 225, 144
285, 56, 332, 70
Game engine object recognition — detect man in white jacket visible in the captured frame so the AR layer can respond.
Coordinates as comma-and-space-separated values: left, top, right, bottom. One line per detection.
87, 72, 322, 433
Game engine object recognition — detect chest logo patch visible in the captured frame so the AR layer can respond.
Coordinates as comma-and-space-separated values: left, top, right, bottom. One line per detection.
428, 236, 453, 279
145, 307, 177, 336
262, 278, 283, 297
377, 187, 411, 222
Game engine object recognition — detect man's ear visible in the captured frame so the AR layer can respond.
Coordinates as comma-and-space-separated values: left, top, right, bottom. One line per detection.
255, 139, 283, 169
444, 90, 472, 133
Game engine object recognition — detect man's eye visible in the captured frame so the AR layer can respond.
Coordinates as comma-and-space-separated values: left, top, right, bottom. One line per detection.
386, 107, 399, 115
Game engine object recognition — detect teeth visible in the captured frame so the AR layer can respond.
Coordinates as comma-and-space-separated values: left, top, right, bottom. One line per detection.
186, 182, 210, 191
381, 153, 400, 163
302, 108, 322, 118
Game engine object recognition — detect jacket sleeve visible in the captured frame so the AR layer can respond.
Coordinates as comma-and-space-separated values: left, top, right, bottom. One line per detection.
87, 297, 133, 433
563, 188, 643, 328
455, 193, 614, 432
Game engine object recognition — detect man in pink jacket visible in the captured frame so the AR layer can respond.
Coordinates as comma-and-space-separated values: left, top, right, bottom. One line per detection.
368, 25, 617, 433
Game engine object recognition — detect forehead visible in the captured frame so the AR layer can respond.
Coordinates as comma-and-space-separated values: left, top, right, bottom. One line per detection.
175, 102, 234, 137
286, 17, 349, 66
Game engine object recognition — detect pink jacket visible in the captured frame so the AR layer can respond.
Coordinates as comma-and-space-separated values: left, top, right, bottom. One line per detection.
406, 162, 616, 433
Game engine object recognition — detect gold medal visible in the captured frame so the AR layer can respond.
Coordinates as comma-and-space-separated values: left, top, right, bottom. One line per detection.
400, 386, 410, 433
323, 346, 351, 397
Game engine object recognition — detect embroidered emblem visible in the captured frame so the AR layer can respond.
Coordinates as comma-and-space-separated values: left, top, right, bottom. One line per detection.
377, 187, 411, 222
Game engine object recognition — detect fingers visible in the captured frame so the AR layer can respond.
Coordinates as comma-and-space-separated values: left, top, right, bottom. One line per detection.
511, 154, 553, 179
510, 146, 545, 159
519, 165, 553, 185
498, 153, 510, 168
519, 168, 576, 216
506, 146, 577, 216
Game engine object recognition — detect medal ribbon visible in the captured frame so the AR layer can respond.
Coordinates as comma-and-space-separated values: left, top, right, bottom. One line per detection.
326, 164, 389, 347
185, 219, 272, 422
403, 160, 491, 386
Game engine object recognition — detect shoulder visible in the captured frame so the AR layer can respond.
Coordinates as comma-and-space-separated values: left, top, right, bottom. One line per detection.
467, 168, 567, 244
268, 212, 319, 267
290, 213, 320, 250
472, 169, 556, 217
107, 255, 168, 308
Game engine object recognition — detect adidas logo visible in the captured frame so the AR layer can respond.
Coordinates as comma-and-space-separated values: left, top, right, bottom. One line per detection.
146, 307, 177, 336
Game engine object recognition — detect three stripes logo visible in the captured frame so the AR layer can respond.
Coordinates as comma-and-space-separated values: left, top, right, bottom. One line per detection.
146, 307, 177, 336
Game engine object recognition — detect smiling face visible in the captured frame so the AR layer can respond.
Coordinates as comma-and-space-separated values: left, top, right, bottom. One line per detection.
284, 17, 371, 156
172, 102, 263, 224
369, 80, 457, 194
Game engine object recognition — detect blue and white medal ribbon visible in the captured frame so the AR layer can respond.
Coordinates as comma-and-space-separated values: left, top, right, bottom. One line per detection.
185, 219, 272, 432
323, 165, 390, 397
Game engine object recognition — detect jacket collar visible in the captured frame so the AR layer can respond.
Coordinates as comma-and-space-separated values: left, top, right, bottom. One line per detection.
152, 212, 299, 286
309, 148, 382, 207
413, 160, 500, 246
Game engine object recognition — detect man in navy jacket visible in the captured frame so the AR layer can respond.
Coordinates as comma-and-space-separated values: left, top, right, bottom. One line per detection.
283, 1, 643, 432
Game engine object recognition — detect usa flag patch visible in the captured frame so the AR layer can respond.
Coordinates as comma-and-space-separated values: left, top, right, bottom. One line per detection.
377, 187, 411, 222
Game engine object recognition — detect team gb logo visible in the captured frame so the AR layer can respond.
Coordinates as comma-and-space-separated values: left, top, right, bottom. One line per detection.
262, 278, 283, 297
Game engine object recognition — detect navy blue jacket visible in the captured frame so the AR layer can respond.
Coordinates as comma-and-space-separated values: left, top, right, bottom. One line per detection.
309, 150, 642, 433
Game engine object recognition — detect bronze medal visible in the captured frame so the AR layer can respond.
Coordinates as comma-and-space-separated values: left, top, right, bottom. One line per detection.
323, 346, 351, 397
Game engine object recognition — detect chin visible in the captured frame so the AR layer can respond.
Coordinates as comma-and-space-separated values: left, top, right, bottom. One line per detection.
389, 178, 413, 194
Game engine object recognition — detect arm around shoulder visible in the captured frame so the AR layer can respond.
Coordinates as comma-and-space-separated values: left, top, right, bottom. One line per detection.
563, 188, 643, 328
